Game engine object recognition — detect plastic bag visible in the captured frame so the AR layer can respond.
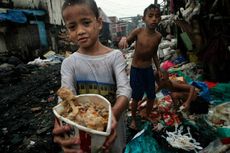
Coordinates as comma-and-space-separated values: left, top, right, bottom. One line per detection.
199, 139, 230, 153
125, 122, 162, 153
161, 60, 175, 71
191, 81, 211, 102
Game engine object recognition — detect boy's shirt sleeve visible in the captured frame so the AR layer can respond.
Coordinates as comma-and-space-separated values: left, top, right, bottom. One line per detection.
60, 57, 77, 95
113, 51, 132, 100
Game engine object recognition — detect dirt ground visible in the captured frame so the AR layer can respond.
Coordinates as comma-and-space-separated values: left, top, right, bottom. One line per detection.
0, 63, 62, 153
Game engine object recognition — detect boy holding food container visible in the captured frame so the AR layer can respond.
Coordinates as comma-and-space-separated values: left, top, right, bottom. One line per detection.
52, 0, 131, 152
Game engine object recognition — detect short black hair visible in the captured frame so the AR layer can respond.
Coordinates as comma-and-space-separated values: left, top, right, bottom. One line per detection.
143, 4, 161, 16
62, 0, 99, 19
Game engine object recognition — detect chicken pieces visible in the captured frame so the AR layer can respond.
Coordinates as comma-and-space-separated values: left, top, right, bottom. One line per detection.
57, 87, 109, 131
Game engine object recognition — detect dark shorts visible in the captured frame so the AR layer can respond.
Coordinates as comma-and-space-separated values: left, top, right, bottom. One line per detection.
130, 66, 156, 101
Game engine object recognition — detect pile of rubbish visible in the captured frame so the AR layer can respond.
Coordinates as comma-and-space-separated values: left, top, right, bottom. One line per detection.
124, 37, 230, 153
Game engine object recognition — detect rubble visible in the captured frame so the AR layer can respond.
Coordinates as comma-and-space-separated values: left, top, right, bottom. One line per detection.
0, 62, 62, 153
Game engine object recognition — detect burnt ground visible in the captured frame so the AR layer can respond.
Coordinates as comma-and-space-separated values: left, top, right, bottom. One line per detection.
0, 63, 62, 153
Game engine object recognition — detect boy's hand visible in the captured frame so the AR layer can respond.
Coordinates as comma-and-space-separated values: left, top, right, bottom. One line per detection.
53, 118, 83, 153
118, 37, 128, 49
102, 115, 117, 152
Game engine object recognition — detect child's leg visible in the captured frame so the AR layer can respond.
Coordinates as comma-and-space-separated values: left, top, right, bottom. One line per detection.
129, 66, 144, 130
144, 67, 155, 119
146, 99, 154, 118
130, 99, 139, 129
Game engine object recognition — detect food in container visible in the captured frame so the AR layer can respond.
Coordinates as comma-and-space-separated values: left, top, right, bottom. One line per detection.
53, 87, 112, 152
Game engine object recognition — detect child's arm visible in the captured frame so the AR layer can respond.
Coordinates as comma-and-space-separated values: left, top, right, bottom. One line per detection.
182, 85, 195, 110
112, 96, 129, 120
171, 81, 195, 110
103, 51, 131, 150
118, 28, 140, 49
152, 34, 162, 71
153, 50, 160, 71
112, 51, 131, 119
103, 95, 128, 151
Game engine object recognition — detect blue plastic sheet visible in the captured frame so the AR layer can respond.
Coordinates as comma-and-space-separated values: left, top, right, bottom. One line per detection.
0, 9, 46, 23
0, 10, 27, 23
125, 122, 162, 153
191, 81, 211, 102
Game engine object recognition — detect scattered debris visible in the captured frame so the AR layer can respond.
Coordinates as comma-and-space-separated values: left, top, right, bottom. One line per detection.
0, 63, 61, 153
163, 125, 203, 152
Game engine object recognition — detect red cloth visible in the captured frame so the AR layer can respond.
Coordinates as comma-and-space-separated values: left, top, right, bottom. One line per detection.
221, 138, 230, 144
204, 81, 218, 89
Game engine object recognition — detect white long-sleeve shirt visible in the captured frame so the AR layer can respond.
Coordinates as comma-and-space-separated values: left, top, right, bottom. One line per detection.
60, 49, 131, 152
61, 49, 131, 104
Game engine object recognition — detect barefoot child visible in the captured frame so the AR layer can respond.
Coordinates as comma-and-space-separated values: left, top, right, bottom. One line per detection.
119, 4, 162, 130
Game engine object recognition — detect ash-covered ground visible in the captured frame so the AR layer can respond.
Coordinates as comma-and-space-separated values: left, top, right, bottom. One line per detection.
0, 62, 62, 153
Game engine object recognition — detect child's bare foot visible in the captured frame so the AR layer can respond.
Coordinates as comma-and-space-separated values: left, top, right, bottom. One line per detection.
129, 119, 137, 130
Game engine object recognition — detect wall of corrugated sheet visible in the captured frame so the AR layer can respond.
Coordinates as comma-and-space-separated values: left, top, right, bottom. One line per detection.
5, 24, 40, 60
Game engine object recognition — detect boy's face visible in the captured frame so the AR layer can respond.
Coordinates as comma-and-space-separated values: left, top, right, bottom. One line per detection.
63, 4, 102, 49
143, 8, 161, 30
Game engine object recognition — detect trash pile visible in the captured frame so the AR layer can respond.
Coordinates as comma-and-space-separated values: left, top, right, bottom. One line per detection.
124, 37, 230, 153
1, 47, 229, 153
0, 51, 64, 85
